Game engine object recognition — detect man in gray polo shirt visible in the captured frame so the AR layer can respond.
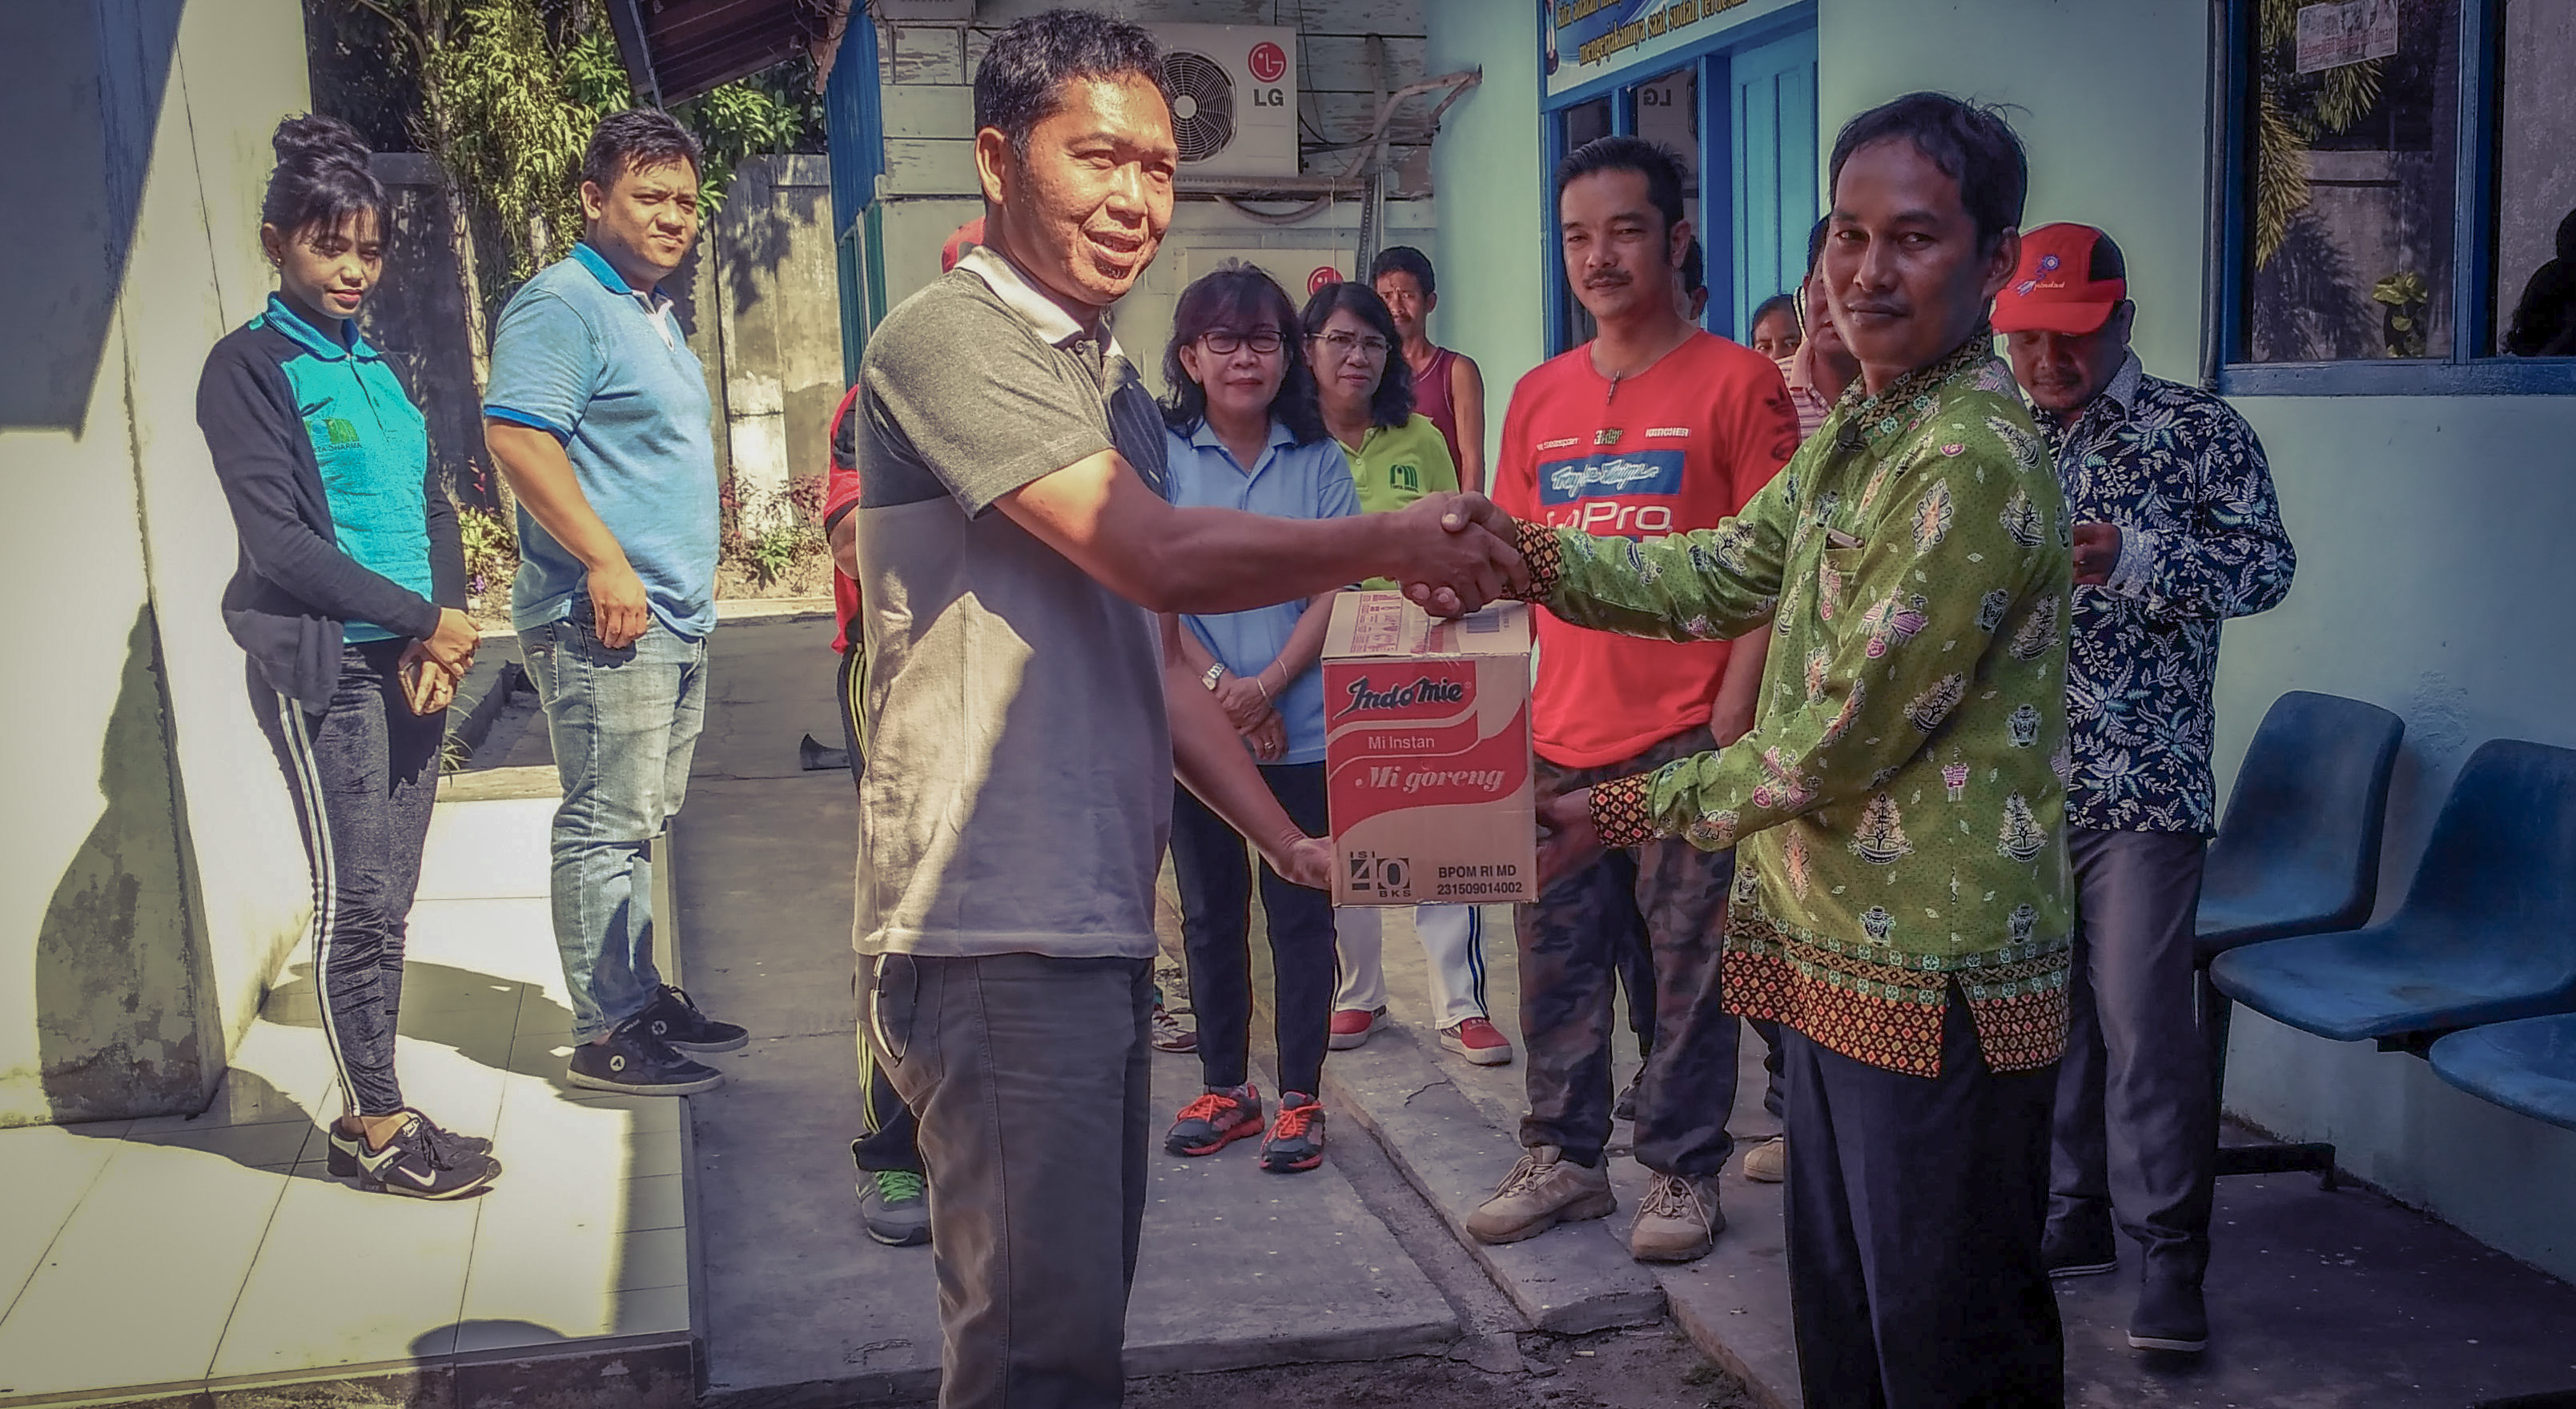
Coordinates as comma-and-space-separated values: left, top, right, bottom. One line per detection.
854, 13, 1521, 1406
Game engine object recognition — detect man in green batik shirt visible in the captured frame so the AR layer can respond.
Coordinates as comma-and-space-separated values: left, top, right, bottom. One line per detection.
1466, 94, 2073, 1407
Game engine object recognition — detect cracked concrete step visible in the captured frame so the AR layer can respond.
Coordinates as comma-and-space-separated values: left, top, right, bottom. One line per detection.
1320, 1021, 1667, 1335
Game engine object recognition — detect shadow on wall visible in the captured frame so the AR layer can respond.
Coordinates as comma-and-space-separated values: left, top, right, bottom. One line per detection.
718, 165, 823, 319
33, 606, 218, 1123
0, 0, 186, 432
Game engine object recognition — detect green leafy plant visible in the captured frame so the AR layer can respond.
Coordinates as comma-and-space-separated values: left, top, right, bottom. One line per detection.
2372, 271, 2430, 356
455, 503, 518, 599
718, 476, 830, 586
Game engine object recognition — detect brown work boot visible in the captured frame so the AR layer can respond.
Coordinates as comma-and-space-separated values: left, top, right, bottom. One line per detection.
1465, 1145, 1615, 1244
1630, 1172, 1725, 1262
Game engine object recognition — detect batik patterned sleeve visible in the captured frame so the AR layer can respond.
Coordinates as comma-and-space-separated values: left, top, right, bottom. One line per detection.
1510, 458, 1799, 644
1584, 425, 2064, 853
2104, 395, 2295, 621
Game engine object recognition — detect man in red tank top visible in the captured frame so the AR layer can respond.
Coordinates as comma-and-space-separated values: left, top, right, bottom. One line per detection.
1373, 246, 1487, 494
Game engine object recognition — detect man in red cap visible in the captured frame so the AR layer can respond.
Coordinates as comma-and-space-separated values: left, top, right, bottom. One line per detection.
1993, 222, 2297, 1356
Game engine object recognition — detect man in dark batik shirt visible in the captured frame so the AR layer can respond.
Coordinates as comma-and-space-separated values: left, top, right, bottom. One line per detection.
1995, 222, 2296, 1358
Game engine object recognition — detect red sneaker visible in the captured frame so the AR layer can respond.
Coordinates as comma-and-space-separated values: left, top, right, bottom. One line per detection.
1328, 1007, 1386, 1050
1165, 1085, 1263, 1156
1260, 1093, 1326, 1173
1441, 1017, 1514, 1066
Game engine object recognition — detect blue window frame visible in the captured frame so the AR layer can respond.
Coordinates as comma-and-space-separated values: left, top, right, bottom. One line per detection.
2216, 0, 2574, 395
1538, 5, 1816, 359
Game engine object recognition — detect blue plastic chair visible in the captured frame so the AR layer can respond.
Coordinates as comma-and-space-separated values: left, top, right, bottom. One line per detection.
2195, 692, 2404, 1185
2429, 1014, 2576, 1134
2212, 735, 2576, 1077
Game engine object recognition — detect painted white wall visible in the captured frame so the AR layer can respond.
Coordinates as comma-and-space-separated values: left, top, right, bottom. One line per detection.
1419, 0, 2576, 1280
128, 0, 318, 1058
0, 0, 320, 1124
1424, 0, 1548, 474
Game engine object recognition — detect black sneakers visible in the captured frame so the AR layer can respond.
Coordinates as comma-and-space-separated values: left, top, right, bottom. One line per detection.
327, 1108, 492, 1179
340, 1113, 502, 1200
569, 1021, 725, 1096
630, 984, 749, 1054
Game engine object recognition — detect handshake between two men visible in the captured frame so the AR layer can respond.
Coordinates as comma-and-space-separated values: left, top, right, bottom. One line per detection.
1392, 492, 1529, 619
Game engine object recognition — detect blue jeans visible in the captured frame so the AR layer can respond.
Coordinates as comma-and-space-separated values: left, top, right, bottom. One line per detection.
521, 611, 709, 1038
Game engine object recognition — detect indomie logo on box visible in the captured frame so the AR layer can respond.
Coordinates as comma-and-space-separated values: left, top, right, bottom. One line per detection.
1333, 672, 1469, 719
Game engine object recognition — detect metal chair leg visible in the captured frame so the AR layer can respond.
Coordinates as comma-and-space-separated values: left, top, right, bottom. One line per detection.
2200, 966, 2337, 1191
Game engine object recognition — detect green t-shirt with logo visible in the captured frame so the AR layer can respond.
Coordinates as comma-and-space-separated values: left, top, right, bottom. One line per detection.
1338, 413, 1460, 589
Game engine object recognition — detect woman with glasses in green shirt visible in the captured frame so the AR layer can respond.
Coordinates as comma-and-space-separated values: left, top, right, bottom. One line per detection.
1300, 282, 1516, 1070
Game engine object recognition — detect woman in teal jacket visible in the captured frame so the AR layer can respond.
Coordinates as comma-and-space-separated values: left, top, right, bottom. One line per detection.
198, 115, 496, 1200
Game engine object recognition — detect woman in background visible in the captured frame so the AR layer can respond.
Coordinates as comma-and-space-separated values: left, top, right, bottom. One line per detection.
1157, 265, 1356, 1174
1303, 281, 1517, 1072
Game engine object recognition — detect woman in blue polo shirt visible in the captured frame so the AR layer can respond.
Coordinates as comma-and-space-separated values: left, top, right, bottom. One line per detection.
1155, 265, 1356, 1174
198, 115, 497, 1200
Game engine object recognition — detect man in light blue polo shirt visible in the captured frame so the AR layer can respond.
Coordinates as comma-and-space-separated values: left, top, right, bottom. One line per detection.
485, 109, 747, 1096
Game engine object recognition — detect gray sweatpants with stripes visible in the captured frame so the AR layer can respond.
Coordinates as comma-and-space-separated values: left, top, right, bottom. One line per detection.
251, 640, 443, 1118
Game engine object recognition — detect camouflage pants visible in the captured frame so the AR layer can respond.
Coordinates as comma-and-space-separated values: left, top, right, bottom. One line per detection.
1518, 727, 1759, 1176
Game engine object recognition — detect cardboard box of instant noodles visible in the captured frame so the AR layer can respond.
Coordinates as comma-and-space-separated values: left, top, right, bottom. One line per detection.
1320, 592, 1537, 906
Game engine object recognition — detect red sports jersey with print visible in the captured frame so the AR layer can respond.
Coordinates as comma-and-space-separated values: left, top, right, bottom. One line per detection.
1492, 331, 1799, 769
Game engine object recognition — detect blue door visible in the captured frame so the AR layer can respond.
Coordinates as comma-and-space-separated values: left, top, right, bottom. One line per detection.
1729, 29, 1818, 342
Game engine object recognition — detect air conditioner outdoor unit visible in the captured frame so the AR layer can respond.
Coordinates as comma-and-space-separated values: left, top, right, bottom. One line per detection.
1153, 25, 1300, 181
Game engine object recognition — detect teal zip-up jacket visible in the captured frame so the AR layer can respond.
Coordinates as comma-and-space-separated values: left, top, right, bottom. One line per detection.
199, 295, 464, 712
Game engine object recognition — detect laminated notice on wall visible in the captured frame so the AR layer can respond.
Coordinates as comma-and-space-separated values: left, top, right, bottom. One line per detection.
2296, 0, 2399, 74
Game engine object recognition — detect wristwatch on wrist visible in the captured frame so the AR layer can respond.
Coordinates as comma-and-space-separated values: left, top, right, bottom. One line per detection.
1201, 662, 1227, 691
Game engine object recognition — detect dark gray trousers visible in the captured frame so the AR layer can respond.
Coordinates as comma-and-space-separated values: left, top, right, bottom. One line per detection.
2051, 827, 2215, 1283
1521, 729, 1769, 1176
868, 952, 1154, 1409
1782, 986, 2063, 1408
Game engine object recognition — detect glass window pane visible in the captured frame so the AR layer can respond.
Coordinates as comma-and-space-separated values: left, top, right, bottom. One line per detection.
1634, 63, 1704, 265
1553, 98, 1615, 354
2493, 0, 2576, 355
1563, 96, 1613, 151
2242, 0, 2459, 363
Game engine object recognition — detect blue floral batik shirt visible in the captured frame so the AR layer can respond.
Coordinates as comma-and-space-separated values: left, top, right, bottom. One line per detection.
2036, 354, 2295, 834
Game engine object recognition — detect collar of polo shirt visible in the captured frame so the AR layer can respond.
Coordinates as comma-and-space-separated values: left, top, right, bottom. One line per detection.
956, 244, 1129, 361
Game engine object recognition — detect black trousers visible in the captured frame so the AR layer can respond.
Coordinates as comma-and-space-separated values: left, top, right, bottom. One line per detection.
1782, 984, 2064, 1409
249, 642, 443, 1118
841, 641, 920, 1174
2052, 827, 2214, 1283
1169, 761, 1335, 1098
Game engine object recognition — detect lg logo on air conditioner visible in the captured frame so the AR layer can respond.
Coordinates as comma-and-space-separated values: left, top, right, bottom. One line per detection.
1248, 39, 1288, 105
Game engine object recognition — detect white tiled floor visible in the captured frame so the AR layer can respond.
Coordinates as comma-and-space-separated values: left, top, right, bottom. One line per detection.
0, 798, 690, 1404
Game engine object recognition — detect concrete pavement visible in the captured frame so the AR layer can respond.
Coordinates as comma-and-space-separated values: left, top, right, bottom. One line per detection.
662, 612, 2576, 1406
669, 614, 1458, 1407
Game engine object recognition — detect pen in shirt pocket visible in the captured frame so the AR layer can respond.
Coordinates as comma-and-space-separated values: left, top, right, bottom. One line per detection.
1822, 526, 1863, 549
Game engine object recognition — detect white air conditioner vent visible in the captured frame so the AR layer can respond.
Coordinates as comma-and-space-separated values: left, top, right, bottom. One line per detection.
1152, 25, 1299, 180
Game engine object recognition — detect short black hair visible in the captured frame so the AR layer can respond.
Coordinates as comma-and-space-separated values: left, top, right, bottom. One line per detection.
1556, 134, 1687, 237
581, 108, 702, 192
262, 114, 384, 239
1161, 263, 1323, 444
1751, 293, 1798, 334
1301, 282, 1414, 431
975, 8, 1172, 157
1827, 92, 2027, 250
1370, 245, 1437, 298
1681, 236, 1706, 296
1806, 215, 1831, 275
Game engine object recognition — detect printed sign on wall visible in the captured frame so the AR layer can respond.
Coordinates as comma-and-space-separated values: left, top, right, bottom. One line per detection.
1542, 0, 1799, 98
